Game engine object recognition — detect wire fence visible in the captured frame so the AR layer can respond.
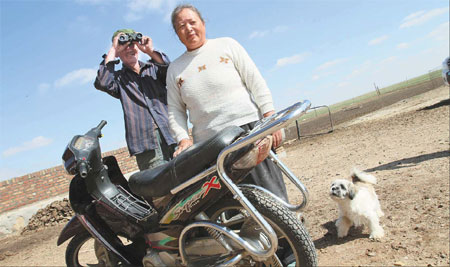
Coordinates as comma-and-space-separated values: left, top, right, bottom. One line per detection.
285, 66, 445, 142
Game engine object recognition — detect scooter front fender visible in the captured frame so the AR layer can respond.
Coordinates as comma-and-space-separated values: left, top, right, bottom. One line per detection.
57, 214, 133, 265
57, 215, 86, 246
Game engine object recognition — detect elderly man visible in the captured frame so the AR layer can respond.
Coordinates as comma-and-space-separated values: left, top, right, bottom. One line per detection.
94, 29, 175, 170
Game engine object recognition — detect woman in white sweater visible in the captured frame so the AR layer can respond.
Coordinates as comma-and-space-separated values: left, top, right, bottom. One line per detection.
167, 4, 288, 201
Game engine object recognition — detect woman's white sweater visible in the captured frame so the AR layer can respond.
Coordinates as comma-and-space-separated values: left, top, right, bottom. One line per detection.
167, 37, 274, 143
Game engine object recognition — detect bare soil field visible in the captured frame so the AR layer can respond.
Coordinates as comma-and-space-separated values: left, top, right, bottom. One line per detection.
1, 86, 449, 266
289, 77, 444, 138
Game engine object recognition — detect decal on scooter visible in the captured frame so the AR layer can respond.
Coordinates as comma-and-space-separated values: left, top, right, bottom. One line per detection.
202, 176, 221, 197
160, 176, 221, 224
147, 232, 178, 249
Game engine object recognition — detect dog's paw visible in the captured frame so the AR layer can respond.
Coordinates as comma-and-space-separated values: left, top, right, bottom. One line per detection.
369, 228, 384, 240
336, 217, 352, 238
337, 226, 349, 238
337, 232, 348, 238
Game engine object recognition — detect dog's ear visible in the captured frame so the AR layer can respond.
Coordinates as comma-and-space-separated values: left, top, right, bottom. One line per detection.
348, 184, 356, 200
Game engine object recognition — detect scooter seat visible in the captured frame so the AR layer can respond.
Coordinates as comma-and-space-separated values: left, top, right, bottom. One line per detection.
128, 126, 244, 198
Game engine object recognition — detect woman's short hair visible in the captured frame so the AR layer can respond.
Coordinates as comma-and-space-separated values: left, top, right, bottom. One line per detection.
171, 4, 204, 32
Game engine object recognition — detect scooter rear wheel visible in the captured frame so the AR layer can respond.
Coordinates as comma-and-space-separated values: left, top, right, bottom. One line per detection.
206, 187, 317, 267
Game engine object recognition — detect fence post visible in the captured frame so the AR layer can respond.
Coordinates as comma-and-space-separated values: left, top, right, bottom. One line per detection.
295, 120, 301, 140
374, 82, 381, 95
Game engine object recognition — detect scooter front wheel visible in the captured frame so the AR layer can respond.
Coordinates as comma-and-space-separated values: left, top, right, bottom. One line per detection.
65, 232, 118, 267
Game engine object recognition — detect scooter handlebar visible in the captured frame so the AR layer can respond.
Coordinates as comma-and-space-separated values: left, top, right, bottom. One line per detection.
87, 120, 107, 139
79, 161, 88, 178
97, 120, 107, 131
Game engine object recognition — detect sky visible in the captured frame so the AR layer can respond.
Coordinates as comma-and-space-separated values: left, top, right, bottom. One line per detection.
0, 0, 448, 181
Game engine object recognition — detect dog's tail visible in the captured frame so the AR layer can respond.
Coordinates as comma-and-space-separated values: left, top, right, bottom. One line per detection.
351, 168, 377, 184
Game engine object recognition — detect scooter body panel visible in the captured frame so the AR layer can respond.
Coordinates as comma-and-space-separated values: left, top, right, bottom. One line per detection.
57, 216, 86, 246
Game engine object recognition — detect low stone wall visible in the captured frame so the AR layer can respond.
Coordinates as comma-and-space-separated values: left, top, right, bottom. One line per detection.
0, 147, 139, 214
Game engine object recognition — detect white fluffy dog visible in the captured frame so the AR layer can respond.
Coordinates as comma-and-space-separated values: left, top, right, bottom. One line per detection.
329, 168, 384, 239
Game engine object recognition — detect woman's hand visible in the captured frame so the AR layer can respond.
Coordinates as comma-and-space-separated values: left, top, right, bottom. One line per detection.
271, 129, 283, 148
173, 138, 193, 157
263, 110, 283, 148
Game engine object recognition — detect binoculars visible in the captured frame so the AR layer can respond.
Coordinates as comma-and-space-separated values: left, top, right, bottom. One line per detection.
118, 32, 143, 45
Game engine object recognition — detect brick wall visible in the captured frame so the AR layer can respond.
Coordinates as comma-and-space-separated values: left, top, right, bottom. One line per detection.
0, 147, 138, 214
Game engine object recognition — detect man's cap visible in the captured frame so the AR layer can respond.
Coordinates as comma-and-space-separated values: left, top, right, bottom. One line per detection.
112, 29, 136, 41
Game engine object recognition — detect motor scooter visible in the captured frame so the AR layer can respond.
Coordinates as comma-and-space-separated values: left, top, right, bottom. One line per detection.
57, 101, 317, 266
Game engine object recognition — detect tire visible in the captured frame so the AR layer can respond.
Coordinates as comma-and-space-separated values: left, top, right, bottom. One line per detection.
65, 232, 120, 267
206, 187, 317, 267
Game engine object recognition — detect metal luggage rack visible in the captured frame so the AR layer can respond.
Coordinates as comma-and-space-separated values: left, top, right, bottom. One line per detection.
217, 101, 312, 213
110, 185, 158, 222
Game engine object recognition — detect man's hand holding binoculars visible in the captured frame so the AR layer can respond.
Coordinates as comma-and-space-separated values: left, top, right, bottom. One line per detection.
105, 33, 163, 64
137, 36, 164, 64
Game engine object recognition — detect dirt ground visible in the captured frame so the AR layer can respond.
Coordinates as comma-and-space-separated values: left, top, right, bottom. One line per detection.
0, 86, 449, 266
